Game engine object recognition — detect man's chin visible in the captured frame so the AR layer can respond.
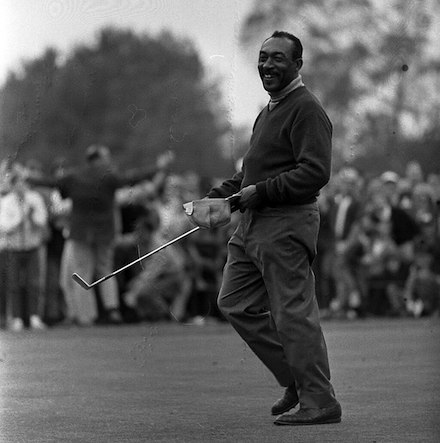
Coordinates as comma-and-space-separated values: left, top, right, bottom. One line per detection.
262, 81, 280, 92
263, 83, 279, 92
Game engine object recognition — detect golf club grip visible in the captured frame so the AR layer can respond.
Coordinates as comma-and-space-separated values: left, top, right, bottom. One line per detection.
226, 193, 241, 213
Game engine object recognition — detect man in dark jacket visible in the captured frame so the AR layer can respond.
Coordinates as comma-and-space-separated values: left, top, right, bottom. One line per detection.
27, 145, 173, 325
203, 31, 341, 425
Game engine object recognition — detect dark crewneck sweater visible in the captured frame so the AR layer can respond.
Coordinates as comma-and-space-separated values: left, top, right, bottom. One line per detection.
208, 86, 332, 206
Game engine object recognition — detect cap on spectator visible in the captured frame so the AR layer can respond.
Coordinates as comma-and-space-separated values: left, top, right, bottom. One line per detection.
86, 144, 110, 161
381, 171, 399, 184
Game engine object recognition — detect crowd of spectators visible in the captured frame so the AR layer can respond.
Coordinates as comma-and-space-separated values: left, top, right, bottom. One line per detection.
315, 161, 440, 319
1, 151, 439, 331
0, 148, 235, 330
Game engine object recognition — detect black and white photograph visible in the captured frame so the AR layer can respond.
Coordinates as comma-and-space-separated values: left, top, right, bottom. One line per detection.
1, 1, 439, 441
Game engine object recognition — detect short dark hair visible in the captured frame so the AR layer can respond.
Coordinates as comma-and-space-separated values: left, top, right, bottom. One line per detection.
269, 31, 303, 60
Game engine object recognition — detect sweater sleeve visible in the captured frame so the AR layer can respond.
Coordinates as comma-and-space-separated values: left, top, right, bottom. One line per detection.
206, 171, 244, 198
256, 103, 332, 205
115, 166, 161, 188
26, 173, 60, 189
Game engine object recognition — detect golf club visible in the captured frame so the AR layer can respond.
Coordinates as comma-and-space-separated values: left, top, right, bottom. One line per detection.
72, 226, 200, 290
72, 193, 241, 290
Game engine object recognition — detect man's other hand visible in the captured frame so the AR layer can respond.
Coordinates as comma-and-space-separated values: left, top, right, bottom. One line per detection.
238, 185, 260, 212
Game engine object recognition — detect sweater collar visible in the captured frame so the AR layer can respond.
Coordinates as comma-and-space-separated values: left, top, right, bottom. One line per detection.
268, 75, 304, 110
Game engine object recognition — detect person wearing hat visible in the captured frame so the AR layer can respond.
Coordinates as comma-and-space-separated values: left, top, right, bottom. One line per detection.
26, 146, 174, 325
191, 31, 341, 425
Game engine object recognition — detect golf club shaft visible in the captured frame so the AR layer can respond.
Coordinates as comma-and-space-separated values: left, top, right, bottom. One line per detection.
72, 226, 200, 289
72, 193, 241, 289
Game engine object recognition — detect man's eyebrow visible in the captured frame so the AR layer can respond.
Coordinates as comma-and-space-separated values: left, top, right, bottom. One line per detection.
259, 50, 288, 57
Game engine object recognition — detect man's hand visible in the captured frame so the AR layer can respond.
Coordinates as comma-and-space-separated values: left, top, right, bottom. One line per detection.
238, 185, 260, 212
156, 151, 175, 170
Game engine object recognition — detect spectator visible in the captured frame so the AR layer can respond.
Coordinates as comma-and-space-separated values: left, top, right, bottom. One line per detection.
0, 164, 48, 331
380, 171, 419, 249
156, 174, 197, 320
329, 167, 363, 318
27, 145, 174, 326
25, 159, 58, 325
404, 249, 440, 317
412, 183, 438, 241
46, 183, 72, 325
405, 160, 424, 188
314, 185, 337, 315
116, 208, 191, 322
158, 174, 195, 239
185, 226, 228, 322
116, 160, 170, 235
0, 159, 12, 328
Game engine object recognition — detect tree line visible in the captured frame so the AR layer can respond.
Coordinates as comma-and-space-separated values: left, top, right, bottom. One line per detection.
1, 1, 440, 179
0, 28, 235, 178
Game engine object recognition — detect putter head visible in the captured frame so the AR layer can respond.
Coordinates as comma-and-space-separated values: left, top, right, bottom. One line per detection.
72, 273, 92, 290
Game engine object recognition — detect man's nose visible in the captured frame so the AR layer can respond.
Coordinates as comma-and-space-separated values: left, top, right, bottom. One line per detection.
262, 58, 273, 68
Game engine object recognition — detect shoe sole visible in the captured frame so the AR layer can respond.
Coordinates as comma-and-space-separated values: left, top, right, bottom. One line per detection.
274, 416, 341, 426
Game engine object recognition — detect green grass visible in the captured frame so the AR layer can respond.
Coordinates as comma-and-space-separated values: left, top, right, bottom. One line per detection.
1, 318, 439, 442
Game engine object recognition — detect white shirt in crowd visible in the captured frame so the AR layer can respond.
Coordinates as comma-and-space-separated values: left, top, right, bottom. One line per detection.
0, 189, 48, 251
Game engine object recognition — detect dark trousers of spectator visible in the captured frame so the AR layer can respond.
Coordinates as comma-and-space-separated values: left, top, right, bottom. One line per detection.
313, 247, 335, 310
43, 227, 66, 324
365, 277, 391, 316
218, 204, 337, 410
0, 249, 9, 328
7, 248, 41, 323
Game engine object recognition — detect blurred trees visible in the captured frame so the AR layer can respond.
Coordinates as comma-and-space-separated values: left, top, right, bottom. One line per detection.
241, 0, 440, 175
0, 28, 234, 177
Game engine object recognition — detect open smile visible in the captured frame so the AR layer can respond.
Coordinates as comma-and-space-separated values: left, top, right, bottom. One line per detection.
263, 72, 277, 80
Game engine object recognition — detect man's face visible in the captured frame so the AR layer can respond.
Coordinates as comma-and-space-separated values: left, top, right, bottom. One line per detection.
258, 37, 300, 92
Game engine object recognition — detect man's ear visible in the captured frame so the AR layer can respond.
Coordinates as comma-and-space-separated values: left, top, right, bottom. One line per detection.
296, 58, 303, 71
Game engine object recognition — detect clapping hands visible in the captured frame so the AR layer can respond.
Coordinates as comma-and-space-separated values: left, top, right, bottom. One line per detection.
237, 185, 261, 212
156, 151, 175, 170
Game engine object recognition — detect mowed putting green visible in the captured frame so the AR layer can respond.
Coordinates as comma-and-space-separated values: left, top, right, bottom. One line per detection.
1, 318, 439, 442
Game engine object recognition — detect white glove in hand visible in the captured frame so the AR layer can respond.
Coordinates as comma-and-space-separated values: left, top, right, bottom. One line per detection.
183, 198, 232, 229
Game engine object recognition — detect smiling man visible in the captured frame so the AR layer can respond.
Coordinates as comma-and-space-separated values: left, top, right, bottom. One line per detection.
202, 31, 341, 426
258, 34, 302, 93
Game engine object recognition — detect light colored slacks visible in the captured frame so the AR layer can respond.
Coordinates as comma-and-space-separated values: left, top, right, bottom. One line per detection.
60, 239, 118, 324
